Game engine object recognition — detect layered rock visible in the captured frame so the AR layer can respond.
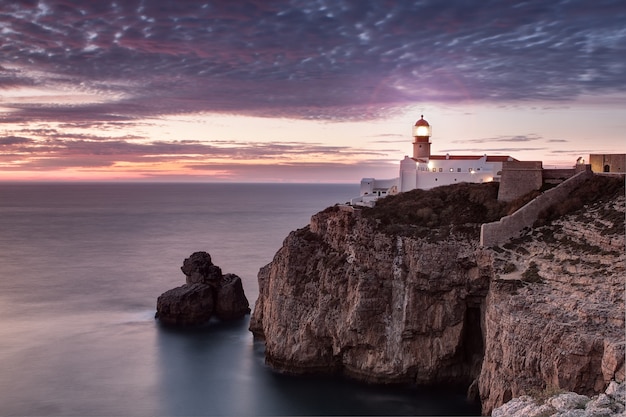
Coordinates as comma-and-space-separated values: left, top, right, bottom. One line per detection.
250, 178, 625, 415
479, 192, 625, 414
250, 205, 492, 386
156, 251, 250, 325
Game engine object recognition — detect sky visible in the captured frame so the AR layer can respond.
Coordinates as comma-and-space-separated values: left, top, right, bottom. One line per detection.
1, 0, 624, 182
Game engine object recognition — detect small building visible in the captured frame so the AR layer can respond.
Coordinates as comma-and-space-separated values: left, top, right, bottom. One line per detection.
358, 178, 398, 207
589, 154, 626, 174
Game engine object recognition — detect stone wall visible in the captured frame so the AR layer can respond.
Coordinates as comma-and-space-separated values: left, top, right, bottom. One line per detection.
497, 161, 543, 202
480, 168, 594, 247
542, 168, 576, 183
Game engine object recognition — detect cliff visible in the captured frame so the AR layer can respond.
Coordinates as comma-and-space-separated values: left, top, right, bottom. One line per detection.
479, 176, 625, 414
249, 177, 624, 415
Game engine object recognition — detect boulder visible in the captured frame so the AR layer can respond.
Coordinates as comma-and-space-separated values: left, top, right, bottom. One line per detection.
181, 251, 223, 285
215, 274, 250, 320
155, 252, 250, 326
155, 284, 214, 326
491, 381, 626, 417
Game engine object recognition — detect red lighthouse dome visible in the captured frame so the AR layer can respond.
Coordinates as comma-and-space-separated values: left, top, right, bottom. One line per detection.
415, 115, 430, 127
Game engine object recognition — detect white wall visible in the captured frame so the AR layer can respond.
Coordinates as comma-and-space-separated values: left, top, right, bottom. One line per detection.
399, 156, 417, 192
414, 158, 499, 190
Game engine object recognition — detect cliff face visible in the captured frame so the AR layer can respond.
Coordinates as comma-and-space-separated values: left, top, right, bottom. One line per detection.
250, 205, 492, 385
479, 191, 625, 413
250, 178, 624, 415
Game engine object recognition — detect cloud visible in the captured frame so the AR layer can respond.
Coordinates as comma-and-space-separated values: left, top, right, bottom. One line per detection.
0, 0, 624, 123
0, 65, 37, 88
440, 147, 548, 153
0, 135, 34, 145
0, 123, 389, 172
454, 134, 545, 144
182, 159, 399, 183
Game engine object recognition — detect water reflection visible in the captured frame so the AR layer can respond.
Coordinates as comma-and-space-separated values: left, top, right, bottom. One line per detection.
155, 318, 480, 416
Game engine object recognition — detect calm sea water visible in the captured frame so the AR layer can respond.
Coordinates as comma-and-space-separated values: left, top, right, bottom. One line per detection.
0, 182, 479, 416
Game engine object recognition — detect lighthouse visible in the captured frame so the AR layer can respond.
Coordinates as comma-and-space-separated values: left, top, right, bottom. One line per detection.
351, 114, 516, 207
412, 115, 431, 161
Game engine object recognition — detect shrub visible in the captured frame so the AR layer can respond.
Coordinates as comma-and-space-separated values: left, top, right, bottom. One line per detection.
527, 385, 566, 402
502, 262, 517, 273
537, 176, 625, 224
491, 246, 505, 253
362, 182, 515, 239
522, 262, 543, 283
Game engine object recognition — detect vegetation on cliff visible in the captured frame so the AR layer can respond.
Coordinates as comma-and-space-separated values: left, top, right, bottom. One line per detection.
536, 175, 625, 230
359, 176, 624, 241
360, 182, 530, 240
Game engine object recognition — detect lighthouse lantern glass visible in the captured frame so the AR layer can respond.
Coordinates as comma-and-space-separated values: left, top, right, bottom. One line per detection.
414, 125, 431, 137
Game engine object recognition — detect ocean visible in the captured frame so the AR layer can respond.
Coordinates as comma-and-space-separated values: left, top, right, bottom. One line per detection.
0, 182, 479, 416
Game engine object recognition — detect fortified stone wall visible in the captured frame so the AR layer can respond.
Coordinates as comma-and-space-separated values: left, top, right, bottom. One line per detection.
480, 168, 594, 247
497, 161, 543, 202
542, 168, 576, 183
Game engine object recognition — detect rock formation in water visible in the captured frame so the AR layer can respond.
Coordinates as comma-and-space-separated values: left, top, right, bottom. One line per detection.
249, 177, 625, 415
156, 251, 250, 325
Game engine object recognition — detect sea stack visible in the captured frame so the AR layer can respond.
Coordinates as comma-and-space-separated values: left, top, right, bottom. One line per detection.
156, 251, 250, 326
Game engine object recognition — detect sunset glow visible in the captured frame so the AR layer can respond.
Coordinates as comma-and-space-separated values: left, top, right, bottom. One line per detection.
1, 1, 624, 182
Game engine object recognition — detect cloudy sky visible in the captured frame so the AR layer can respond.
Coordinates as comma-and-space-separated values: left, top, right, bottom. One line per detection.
1, 0, 624, 182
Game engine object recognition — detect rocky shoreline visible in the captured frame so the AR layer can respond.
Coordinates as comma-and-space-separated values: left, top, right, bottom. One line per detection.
250, 177, 625, 415
492, 381, 624, 417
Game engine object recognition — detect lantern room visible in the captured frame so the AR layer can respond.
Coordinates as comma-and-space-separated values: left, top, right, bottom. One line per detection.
412, 115, 431, 138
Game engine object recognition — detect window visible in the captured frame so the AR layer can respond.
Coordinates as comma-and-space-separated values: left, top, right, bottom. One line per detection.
457, 168, 461, 172
432, 168, 436, 172
449, 168, 454, 172
468, 168, 473, 172
439, 168, 442, 172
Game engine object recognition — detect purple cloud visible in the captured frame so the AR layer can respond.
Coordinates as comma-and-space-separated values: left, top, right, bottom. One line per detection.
0, 136, 34, 145
0, 0, 624, 124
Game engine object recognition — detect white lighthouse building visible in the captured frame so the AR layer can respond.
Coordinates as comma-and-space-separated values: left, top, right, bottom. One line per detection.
352, 115, 516, 206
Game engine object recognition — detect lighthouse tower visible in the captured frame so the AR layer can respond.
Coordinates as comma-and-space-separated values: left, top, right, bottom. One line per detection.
412, 115, 432, 161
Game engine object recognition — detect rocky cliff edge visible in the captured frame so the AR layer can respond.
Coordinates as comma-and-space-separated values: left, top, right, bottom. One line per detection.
249, 177, 625, 415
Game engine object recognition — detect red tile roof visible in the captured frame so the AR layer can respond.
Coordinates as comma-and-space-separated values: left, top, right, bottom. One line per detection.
421, 155, 517, 162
